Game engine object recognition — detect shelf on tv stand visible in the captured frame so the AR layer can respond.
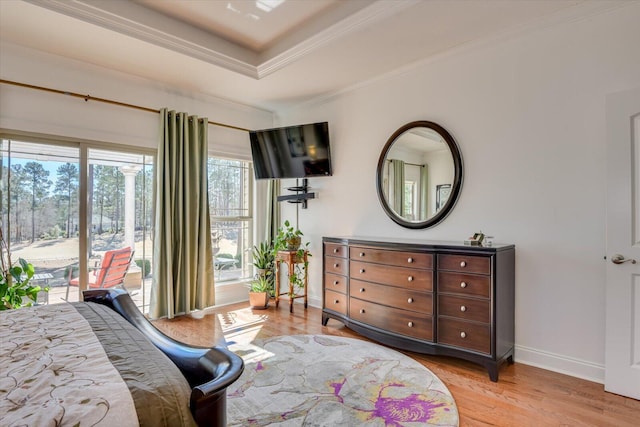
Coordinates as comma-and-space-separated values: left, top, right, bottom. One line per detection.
277, 178, 315, 208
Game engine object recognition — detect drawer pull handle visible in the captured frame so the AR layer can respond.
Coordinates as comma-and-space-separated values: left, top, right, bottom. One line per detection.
408, 257, 414, 263
460, 305, 467, 312
333, 280, 339, 285
408, 322, 414, 327
460, 261, 467, 267
407, 298, 414, 303
407, 276, 414, 282
360, 269, 365, 273
359, 252, 365, 257
334, 263, 339, 268
360, 309, 365, 314
333, 248, 339, 254
460, 282, 467, 288
460, 332, 467, 338
359, 288, 365, 293
333, 299, 339, 304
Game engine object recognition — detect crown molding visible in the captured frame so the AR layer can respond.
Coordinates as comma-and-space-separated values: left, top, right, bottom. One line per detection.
257, 0, 419, 78
25, 0, 260, 78
25, 0, 418, 81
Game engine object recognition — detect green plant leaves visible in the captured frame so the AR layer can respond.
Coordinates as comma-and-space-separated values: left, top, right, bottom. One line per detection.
19, 258, 35, 278
0, 256, 42, 310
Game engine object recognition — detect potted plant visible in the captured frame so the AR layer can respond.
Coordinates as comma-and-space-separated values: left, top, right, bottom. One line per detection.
251, 241, 275, 296
248, 275, 270, 309
273, 220, 304, 252
251, 241, 275, 278
0, 229, 46, 310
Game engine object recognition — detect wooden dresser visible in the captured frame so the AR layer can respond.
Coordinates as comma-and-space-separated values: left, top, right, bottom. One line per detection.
322, 236, 515, 381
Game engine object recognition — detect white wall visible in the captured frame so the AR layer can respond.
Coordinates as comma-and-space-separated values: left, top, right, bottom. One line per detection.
0, 42, 274, 305
275, 4, 640, 382
0, 42, 273, 153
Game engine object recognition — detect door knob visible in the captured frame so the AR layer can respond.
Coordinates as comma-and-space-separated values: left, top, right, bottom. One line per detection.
611, 254, 636, 264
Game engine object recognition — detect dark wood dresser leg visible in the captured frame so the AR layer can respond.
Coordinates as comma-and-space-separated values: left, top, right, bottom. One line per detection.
488, 364, 499, 382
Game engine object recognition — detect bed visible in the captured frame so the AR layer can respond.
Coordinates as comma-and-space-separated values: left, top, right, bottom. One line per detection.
0, 288, 244, 427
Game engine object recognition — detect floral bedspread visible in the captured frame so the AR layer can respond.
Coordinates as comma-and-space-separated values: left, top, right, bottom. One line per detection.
0, 303, 139, 426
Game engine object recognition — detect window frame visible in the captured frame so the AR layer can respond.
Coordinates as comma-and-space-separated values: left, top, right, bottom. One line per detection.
206, 154, 254, 284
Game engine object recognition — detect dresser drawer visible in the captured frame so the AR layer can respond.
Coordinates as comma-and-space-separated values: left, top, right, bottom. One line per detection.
438, 318, 491, 354
325, 256, 348, 276
438, 254, 491, 275
325, 242, 347, 258
438, 272, 491, 298
350, 246, 433, 269
325, 289, 347, 315
350, 260, 433, 291
350, 298, 433, 341
325, 273, 347, 294
350, 279, 432, 314
438, 294, 490, 323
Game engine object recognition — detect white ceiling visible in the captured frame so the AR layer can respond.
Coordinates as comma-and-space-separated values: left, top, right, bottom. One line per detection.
0, 0, 625, 111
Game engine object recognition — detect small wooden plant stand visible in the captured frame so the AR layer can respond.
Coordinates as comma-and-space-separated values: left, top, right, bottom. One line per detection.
274, 250, 308, 313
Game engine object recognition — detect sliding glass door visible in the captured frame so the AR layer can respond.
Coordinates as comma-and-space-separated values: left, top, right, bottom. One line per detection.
1, 139, 80, 305
1, 137, 154, 312
87, 149, 154, 312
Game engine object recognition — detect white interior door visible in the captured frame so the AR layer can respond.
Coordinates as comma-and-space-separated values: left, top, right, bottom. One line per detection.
605, 87, 640, 399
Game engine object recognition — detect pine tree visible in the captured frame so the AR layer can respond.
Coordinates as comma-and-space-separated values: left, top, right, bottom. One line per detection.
9, 165, 27, 241
23, 162, 52, 243
54, 163, 78, 238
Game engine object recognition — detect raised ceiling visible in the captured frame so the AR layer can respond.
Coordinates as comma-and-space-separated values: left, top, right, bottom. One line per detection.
0, 0, 625, 111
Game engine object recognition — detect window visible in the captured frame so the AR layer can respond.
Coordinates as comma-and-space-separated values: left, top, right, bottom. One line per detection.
207, 157, 253, 283
404, 180, 416, 220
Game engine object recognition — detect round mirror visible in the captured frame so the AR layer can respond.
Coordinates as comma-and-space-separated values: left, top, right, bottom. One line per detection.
376, 121, 463, 229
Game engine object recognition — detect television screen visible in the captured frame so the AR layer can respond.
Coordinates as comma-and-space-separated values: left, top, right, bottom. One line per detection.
250, 122, 332, 180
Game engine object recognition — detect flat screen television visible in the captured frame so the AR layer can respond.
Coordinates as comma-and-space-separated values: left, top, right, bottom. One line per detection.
250, 122, 332, 180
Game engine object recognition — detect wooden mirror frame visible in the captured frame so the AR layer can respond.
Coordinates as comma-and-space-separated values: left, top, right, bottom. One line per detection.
376, 121, 463, 229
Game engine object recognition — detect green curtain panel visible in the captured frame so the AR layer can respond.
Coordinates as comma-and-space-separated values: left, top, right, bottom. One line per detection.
265, 179, 280, 242
419, 164, 428, 219
391, 159, 405, 217
150, 108, 215, 319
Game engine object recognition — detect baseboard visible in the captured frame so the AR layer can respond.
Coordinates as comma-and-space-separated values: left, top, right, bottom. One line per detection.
308, 295, 322, 309
514, 344, 604, 384
211, 287, 323, 311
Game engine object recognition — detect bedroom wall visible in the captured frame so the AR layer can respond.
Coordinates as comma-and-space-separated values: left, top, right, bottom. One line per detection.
0, 42, 274, 305
275, 4, 640, 382
0, 42, 271, 154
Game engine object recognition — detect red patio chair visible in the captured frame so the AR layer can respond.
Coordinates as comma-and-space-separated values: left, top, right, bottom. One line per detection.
66, 246, 134, 300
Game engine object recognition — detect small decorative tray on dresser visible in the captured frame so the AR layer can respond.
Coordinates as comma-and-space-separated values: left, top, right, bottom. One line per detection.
322, 236, 515, 382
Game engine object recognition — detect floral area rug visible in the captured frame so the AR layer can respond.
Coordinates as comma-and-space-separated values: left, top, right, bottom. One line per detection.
226, 334, 458, 426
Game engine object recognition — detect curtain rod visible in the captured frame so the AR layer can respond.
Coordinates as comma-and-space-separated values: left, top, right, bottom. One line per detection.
0, 78, 251, 133
387, 159, 424, 167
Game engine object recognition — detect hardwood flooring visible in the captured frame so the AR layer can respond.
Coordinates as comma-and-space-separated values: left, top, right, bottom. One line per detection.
153, 302, 639, 426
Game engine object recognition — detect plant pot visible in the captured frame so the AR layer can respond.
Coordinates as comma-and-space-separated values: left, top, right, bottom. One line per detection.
256, 268, 269, 278
249, 291, 269, 309
286, 236, 301, 251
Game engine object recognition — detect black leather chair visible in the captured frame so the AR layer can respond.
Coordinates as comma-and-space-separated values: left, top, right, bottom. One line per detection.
83, 288, 244, 427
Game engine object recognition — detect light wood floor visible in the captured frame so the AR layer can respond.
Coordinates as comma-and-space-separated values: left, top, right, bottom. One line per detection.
153, 301, 639, 426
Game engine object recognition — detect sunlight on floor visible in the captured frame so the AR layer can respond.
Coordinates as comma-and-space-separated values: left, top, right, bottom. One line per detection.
228, 341, 275, 365
217, 307, 269, 346
216, 307, 280, 364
